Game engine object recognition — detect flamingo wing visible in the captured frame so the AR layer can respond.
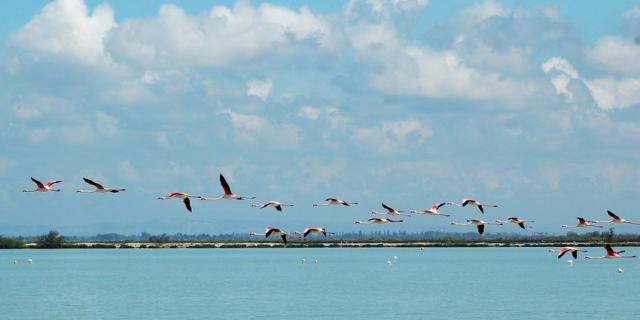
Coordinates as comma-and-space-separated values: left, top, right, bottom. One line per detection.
604, 244, 615, 255
280, 234, 287, 244
183, 197, 192, 212
557, 249, 568, 259
477, 224, 485, 234
607, 210, 621, 220
275, 205, 282, 212
518, 222, 525, 229
83, 178, 104, 189
30, 177, 45, 188
571, 250, 578, 259
219, 174, 233, 195
382, 203, 394, 211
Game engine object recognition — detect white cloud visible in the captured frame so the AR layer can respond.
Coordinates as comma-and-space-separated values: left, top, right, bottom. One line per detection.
297, 105, 320, 120
542, 57, 580, 103
95, 111, 118, 137
371, 45, 538, 104
543, 56, 640, 110
221, 109, 267, 132
344, 0, 429, 21
584, 77, 640, 110
25, 112, 120, 144
586, 36, 640, 76
352, 119, 432, 155
220, 109, 300, 147
13, 106, 41, 119
10, 0, 116, 65
455, 0, 509, 29
106, 2, 336, 69
246, 79, 273, 101
118, 160, 140, 182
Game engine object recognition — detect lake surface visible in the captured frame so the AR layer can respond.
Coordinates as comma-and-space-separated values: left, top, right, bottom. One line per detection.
0, 247, 638, 319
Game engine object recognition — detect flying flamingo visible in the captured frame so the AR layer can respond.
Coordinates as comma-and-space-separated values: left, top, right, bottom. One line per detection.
593, 211, 640, 225
303, 227, 334, 238
552, 247, 588, 259
76, 178, 125, 193
371, 203, 410, 216
313, 198, 358, 207
201, 174, 256, 201
22, 177, 62, 192
410, 202, 457, 217
250, 201, 293, 212
250, 226, 289, 244
451, 219, 503, 235
562, 217, 602, 228
497, 216, 535, 229
158, 192, 202, 212
459, 198, 497, 214
586, 244, 637, 260
355, 217, 403, 224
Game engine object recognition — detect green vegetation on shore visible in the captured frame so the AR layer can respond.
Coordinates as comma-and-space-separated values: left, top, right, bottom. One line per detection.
0, 236, 26, 249
2, 228, 640, 249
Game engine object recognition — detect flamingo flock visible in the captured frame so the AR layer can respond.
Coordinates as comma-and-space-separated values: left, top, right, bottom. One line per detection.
20, 175, 638, 261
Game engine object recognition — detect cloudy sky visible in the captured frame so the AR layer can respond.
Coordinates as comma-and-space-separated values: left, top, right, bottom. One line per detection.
2, 0, 640, 236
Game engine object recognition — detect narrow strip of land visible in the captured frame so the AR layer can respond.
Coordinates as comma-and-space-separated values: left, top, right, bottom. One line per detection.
21, 241, 640, 249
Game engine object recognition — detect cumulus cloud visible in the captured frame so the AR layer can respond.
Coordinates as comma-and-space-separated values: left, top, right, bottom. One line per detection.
352, 119, 432, 155
542, 57, 581, 103
220, 109, 300, 147
25, 111, 119, 144
297, 105, 321, 120
583, 77, 640, 110
586, 36, 640, 76
246, 79, 273, 101
106, 2, 336, 69
543, 56, 640, 110
10, 0, 116, 65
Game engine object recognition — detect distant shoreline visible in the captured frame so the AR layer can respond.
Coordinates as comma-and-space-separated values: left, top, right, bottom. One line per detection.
13, 241, 640, 249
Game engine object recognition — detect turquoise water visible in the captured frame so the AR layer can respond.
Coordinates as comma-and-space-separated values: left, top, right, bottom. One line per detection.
1, 248, 638, 319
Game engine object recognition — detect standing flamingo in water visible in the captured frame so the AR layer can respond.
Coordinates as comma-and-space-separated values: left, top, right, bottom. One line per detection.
201, 174, 256, 201
593, 211, 640, 226
410, 202, 456, 217
459, 198, 497, 214
371, 203, 410, 216
76, 178, 125, 193
250, 226, 289, 244
451, 219, 503, 235
586, 244, 636, 260
158, 192, 202, 212
251, 201, 293, 212
22, 177, 62, 192
562, 217, 602, 229
497, 217, 535, 229
313, 198, 358, 207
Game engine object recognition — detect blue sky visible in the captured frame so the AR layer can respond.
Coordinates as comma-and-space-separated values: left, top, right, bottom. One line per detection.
2, 0, 640, 236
